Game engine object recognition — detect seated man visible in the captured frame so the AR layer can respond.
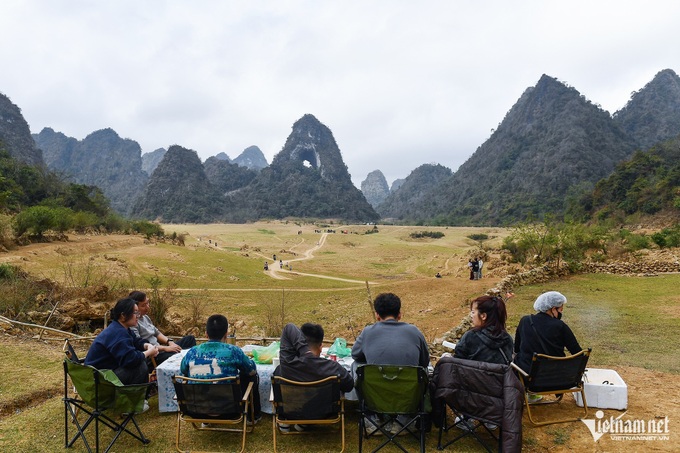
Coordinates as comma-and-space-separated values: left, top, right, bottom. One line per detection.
129, 291, 196, 365
275, 322, 353, 432
352, 292, 431, 434
352, 292, 430, 368
277, 322, 354, 392
180, 314, 261, 421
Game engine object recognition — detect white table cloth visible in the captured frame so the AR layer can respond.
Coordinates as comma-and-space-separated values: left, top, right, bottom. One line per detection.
156, 349, 356, 414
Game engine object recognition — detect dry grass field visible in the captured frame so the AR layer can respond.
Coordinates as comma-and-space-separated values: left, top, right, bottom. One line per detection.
1, 221, 679, 452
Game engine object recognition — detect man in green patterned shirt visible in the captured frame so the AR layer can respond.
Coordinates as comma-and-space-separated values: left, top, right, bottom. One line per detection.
180, 314, 261, 420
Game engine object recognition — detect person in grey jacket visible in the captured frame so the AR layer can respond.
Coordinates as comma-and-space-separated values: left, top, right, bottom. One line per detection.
351, 292, 430, 368
454, 295, 513, 365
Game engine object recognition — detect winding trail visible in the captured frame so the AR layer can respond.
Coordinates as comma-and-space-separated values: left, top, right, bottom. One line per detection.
252, 232, 374, 285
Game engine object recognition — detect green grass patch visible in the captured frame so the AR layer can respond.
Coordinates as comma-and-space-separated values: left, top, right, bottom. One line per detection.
508, 273, 680, 374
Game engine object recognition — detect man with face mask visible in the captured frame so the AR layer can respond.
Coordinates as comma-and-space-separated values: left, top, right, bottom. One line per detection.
513, 291, 582, 375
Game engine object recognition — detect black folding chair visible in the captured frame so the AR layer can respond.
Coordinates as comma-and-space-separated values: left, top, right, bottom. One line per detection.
172, 374, 254, 453
432, 356, 523, 453
512, 348, 591, 426
271, 375, 345, 452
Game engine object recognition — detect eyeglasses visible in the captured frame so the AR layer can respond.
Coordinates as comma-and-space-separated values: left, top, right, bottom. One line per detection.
133, 311, 141, 317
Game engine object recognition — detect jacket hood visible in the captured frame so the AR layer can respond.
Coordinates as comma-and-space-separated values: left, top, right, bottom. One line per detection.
474, 327, 512, 350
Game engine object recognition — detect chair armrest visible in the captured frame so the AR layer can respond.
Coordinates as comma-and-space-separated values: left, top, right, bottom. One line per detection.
241, 380, 254, 403
510, 362, 528, 377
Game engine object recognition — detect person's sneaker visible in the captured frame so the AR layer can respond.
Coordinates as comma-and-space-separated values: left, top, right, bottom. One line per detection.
247, 414, 262, 426
363, 417, 379, 435
484, 422, 498, 430
200, 422, 213, 428
528, 394, 543, 404
278, 423, 305, 433
453, 416, 474, 432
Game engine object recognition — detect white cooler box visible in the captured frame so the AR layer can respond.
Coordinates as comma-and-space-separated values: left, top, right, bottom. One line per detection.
574, 368, 627, 410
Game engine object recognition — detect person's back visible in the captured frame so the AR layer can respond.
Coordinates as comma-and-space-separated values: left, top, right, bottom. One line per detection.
277, 323, 353, 392
352, 293, 430, 368
180, 314, 262, 420
514, 291, 582, 373
454, 296, 513, 365
181, 315, 256, 380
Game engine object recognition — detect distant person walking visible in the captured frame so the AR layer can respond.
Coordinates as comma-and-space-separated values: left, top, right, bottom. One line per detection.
477, 257, 484, 279
468, 259, 474, 280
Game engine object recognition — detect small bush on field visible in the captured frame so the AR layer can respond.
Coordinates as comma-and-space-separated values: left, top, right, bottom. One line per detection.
0, 265, 42, 318
130, 220, 164, 239
651, 226, 680, 249
147, 274, 176, 331
263, 292, 286, 337
410, 231, 445, 239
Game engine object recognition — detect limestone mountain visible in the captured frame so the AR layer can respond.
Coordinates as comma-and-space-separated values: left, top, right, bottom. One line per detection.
573, 133, 680, 221
0, 92, 44, 167
416, 75, 637, 225
131, 145, 223, 223
203, 156, 257, 195
141, 148, 167, 175
613, 69, 680, 150
361, 170, 390, 208
377, 164, 452, 220
214, 152, 231, 161
233, 145, 268, 171
34, 127, 148, 215
390, 178, 405, 193
237, 114, 379, 222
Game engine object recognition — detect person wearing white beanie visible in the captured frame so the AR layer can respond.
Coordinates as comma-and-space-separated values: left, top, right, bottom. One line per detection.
513, 291, 582, 375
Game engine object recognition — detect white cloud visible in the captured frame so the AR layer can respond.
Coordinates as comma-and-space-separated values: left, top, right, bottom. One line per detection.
1, 0, 679, 187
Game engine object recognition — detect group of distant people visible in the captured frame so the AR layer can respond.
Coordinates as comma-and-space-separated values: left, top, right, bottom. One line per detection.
84, 287, 581, 430
467, 257, 483, 280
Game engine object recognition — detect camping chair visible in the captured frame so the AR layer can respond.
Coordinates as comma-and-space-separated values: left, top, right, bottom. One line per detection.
431, 356, 523, 453
511, 348, 591, 426
356, 364, 428, 453
63, 358, 151, 453
63, 338, 84, 364
172, 375, 254, 453
271, 375, 345, 453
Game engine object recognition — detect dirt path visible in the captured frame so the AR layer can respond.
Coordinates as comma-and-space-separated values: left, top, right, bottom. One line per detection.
251, 233, 373, 284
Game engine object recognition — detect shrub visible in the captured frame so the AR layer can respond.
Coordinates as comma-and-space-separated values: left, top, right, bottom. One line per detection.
410, 231, 445, 239
131, 220, 164, 239
13, 205, 57, 237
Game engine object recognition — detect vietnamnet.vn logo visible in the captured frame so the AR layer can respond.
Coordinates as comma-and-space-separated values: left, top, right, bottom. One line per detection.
581, 410, 670, 441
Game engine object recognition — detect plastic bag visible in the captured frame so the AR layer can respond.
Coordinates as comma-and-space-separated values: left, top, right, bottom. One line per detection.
327, 338, 351, 358
252, 341, 280, 364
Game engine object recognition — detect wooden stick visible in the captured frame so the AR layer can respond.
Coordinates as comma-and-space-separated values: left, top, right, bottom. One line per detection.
365, 280, 374, 321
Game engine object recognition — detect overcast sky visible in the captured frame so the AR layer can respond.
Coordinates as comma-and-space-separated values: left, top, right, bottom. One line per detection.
1, 1, 679, 187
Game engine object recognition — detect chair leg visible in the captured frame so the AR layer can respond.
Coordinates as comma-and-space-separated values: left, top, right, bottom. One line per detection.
175, 411, 183, 453
340, 411, 346, 453
273, 416, 279, 453
524, 390, 589, 426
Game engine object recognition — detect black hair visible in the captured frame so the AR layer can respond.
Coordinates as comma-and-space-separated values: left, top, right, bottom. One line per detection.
374, 293, 401, 319
128, 291, 147, 303
111, 298, 137, 323
300, 323, 324, 347
206, 314, 229, 340
471, 295, 508, 336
